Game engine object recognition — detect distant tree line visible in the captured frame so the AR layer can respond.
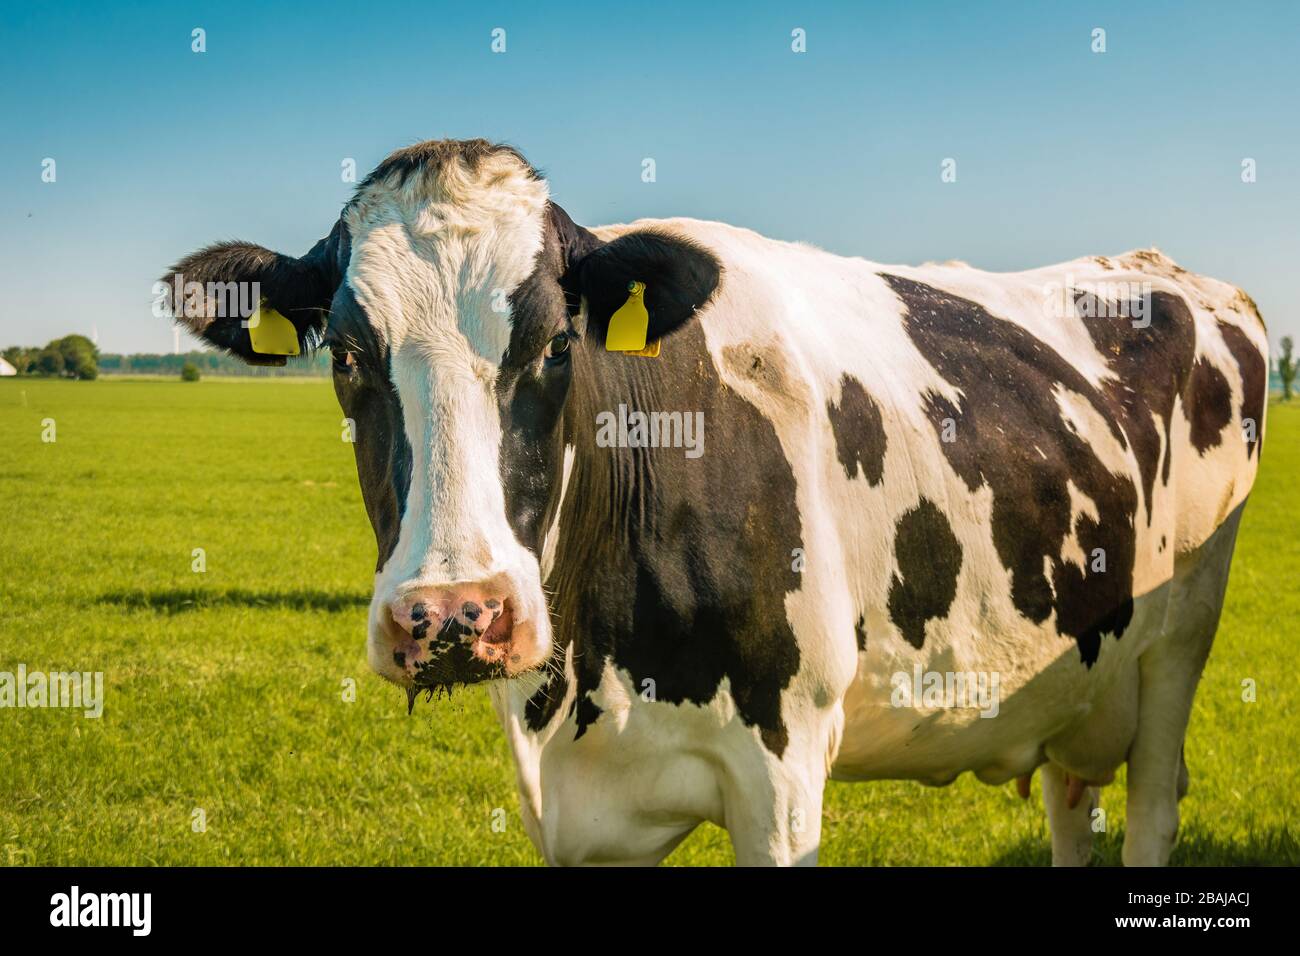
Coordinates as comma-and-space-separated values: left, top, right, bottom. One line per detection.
3, 342, 331, 379
3, 335, 100, 379
98, 350, 330, 377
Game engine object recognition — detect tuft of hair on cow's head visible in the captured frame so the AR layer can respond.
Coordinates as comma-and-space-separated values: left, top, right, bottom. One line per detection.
158, 219, 348, 366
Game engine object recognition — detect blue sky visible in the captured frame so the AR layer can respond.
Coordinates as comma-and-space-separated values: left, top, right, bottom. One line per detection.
1, 0, 1296, 353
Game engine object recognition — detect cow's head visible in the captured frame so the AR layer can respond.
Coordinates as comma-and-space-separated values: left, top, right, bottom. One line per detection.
160, 140, 721, 695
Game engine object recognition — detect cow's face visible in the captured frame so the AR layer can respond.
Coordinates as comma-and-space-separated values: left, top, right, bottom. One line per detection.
161, 140, 720, 695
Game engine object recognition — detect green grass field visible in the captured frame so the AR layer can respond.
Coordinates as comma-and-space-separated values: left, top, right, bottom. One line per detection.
1, 377, 1296, 865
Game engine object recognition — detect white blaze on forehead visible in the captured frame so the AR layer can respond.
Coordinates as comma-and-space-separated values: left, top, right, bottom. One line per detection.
388, 344, 518, 582
342, 150, 550, 363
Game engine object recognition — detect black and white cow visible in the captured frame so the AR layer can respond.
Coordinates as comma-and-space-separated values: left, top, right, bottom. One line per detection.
162, 140, 1267, 865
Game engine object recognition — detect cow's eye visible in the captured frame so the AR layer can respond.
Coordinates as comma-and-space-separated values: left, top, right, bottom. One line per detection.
544, 332, 571, 362
332, 348, 355, 375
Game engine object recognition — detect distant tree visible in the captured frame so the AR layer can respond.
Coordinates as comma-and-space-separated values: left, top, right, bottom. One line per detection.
53, 334, 99, 380
36, 349, 64, 376
181, 361, 201, 382
1280, 337, 1296, 402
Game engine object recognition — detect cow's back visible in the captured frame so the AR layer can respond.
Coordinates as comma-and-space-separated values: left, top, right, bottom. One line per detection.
644, 219, 1265, 784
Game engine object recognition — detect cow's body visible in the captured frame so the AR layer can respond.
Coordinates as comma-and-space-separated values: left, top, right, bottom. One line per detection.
163, 141, 1267, 866
493, 220, 1266, 866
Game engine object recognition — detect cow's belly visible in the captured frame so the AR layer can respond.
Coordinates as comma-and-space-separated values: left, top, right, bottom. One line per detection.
829, 582, 1169, 786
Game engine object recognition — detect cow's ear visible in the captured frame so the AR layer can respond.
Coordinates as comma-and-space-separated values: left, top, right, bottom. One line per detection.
574, 230, 721, 346
158, 221, 345, 366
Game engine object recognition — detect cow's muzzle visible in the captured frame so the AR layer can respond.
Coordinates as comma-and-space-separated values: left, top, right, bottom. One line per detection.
370, 580, 549, 690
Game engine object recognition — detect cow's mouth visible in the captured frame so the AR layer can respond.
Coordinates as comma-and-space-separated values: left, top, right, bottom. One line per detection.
375, 582, 553, 712
405, 644, 504, 708
399, 600, 521, 708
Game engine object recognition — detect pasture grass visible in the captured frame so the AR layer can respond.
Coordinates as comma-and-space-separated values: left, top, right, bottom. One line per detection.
1, 377, 1296, 865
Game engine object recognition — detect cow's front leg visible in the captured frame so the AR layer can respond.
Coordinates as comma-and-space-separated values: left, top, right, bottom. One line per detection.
720, 741, 829, 866
523, 745, 720, 866
526, 728, 828, 865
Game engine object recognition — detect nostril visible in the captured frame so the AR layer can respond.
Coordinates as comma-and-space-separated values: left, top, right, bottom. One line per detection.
411, 602, 427, 622
479, 598, 514, 646
462, 601, 481, 622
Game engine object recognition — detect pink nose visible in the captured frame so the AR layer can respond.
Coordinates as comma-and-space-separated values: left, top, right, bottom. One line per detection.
390, 586, 515, 666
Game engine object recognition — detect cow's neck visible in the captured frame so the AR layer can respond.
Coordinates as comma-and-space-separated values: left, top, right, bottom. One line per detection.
519, 320, 805, 758
517, 337, 684, 732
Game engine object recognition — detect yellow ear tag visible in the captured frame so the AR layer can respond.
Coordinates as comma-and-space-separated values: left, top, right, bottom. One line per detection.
606, 280, 650, 352
247, 299, 300, 356
623, 339, 661, 358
